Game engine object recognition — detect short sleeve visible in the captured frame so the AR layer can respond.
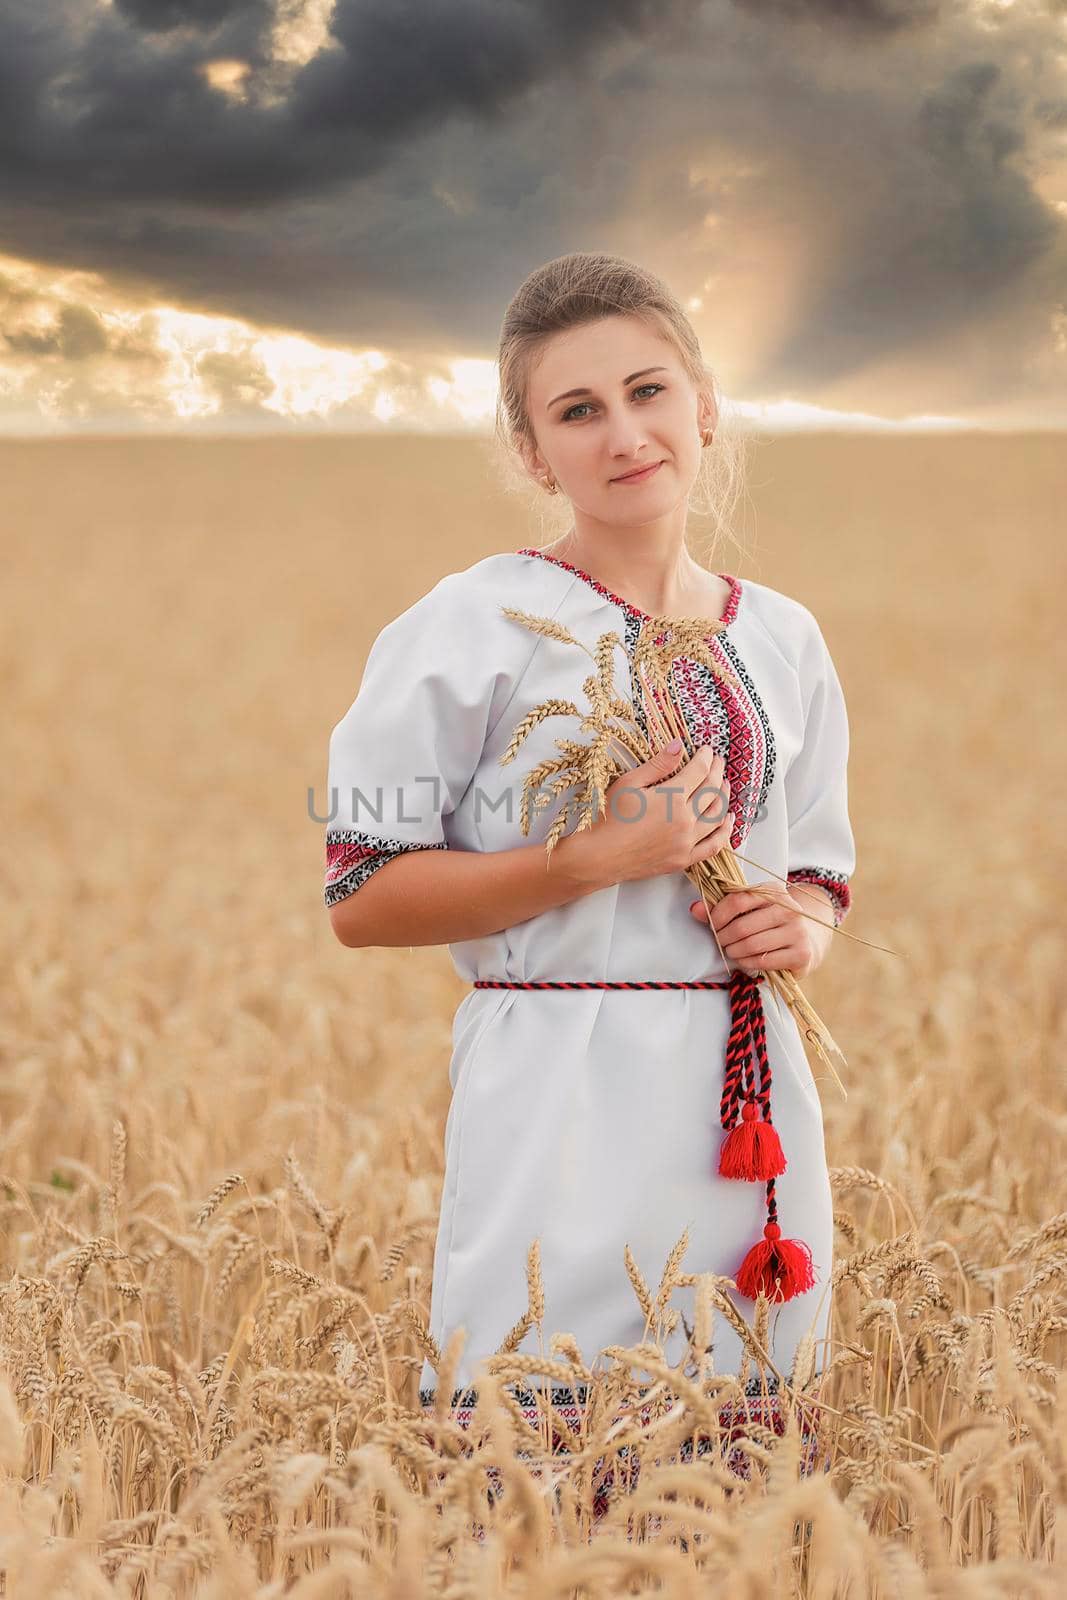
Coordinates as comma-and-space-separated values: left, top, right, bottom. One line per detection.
784, 611, 856, 927
323, 570, 526, 909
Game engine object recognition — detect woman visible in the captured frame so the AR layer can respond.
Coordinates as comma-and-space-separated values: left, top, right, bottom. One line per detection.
323, 252, 854, 1485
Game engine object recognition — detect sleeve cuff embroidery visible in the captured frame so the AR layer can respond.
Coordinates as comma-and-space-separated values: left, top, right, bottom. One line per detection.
786, 868, 851, 927
324, 829, 448, 908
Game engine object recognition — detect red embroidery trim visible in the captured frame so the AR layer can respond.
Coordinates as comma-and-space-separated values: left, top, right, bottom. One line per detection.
517, 545, 742, 629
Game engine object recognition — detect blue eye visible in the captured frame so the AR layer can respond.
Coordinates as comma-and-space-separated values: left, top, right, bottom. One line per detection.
562, 382, 665, 423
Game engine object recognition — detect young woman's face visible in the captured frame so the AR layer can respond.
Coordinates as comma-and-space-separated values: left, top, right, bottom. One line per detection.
522, 313, 712, 523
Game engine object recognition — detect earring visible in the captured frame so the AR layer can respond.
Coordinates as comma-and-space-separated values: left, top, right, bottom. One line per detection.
700, 428, 714, 447
543, 472, 558, 494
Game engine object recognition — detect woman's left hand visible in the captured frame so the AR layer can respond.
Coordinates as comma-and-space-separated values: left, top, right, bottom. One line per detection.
688, 880, 832, 980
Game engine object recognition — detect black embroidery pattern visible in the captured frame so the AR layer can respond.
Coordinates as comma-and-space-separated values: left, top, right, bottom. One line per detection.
719, 632, 777, 813
415, 1369, 827, 1512
786, 866, 852, 926
324, 829, 446, 908
418, 1371, 782, 1409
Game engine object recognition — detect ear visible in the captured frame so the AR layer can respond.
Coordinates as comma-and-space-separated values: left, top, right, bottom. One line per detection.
698, 387, 719, 438
518, 438, 547, 484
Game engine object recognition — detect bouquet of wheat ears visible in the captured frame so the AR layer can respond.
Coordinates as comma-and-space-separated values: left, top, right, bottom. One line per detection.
498, 604, 854, 1099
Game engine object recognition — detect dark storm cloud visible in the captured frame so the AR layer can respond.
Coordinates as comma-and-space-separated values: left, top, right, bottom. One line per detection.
0, 0, 707, 207
113, 0, 264, 31
731, 0, 942, 29
0, 0, 1063, 421
766, 57, 1061, 388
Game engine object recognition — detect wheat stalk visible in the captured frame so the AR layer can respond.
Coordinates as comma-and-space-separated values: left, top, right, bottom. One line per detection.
499, 603, 854, 1094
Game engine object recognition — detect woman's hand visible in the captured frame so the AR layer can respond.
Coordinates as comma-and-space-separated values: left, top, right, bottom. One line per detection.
689, 880, 833, 979
579, 743, 735, 887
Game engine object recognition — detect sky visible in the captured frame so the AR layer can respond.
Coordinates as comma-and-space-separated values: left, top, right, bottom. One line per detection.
0, 0, 1065, 435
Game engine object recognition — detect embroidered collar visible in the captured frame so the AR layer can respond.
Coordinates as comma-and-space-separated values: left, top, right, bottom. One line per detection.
517, 545, 743, 629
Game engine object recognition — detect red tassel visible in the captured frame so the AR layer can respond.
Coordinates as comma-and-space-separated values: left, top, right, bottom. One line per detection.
718, 1100, 787, 1180
735, 1222, 817, 1302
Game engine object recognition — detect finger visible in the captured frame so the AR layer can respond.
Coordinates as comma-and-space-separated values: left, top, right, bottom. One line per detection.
742, 947, 799, 972
690, 783, 730, 827
718, 906, 790, 945
722, 924, 789, 958
713, 882, 792, 928
683, 750, 725, 804
710, 887, 756, 931
696, 776, 730, 825
690, 812, 735, 865
736, 947, 797, 975
725, 931, 799, 962
699, 804, 734, 845
689, 899, 710, 922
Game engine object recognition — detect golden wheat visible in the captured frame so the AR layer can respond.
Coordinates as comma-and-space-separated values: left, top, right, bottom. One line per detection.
1, 435, 1063, 1592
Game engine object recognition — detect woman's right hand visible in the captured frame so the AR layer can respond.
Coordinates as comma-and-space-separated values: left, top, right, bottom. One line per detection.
579, 742, 734, 886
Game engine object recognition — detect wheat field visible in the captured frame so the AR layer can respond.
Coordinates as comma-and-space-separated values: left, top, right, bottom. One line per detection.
2, 431, 1065, 1595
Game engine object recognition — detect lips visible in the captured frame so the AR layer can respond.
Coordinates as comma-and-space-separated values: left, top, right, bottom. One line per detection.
612, 459, 664, 483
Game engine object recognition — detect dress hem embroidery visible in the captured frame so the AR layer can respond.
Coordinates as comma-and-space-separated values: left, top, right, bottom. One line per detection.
415, 1371, 828, 1522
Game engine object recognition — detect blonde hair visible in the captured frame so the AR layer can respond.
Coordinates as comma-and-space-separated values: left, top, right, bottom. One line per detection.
492, 251, 752, 569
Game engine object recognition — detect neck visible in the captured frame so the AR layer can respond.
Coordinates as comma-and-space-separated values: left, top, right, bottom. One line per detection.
547, 514, 709, 614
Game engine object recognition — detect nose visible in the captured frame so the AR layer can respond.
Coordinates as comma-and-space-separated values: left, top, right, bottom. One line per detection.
605, 409, 651, 460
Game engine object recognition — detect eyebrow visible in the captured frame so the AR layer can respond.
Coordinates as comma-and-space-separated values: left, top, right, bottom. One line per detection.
546, 366, 669, 412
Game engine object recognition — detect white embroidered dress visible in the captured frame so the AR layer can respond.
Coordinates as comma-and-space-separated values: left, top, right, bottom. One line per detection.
323, 547, 855, 1409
